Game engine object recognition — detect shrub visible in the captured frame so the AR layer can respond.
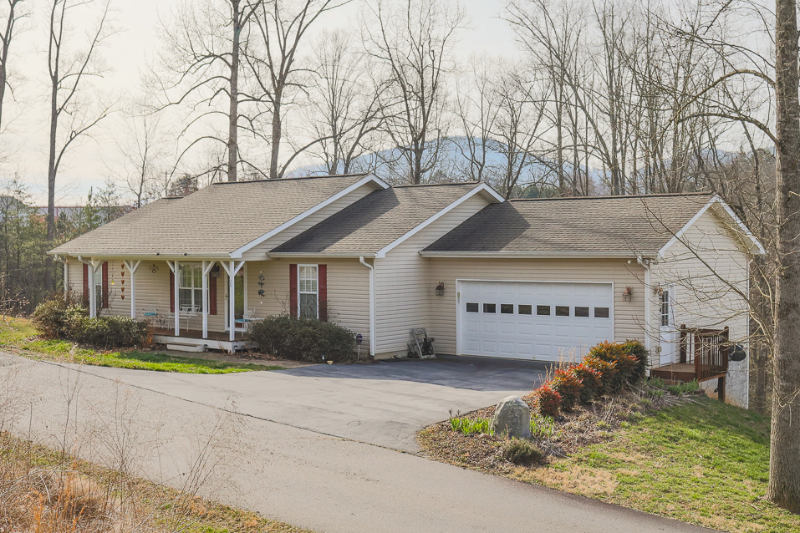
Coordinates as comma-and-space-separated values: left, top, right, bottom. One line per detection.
502, 439, 543, 466
573, 363, 602, 403
584, 355, 617, 395
531, 383, 561, 418
32, 295, 86, 338
621, 339, 649, 382
32, 295, 146, 348
587, 341, 643, 392
248, 314, 356, 363
550, 367, 583, 411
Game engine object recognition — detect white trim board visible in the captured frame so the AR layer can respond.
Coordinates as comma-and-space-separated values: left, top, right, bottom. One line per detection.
375, 183, 503, 259
657, 195, 765, 258
231, 175, 389, 258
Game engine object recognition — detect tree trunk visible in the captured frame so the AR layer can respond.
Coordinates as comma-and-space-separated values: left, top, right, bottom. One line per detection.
45, 68, 59, 293
768, 0, 800, 513
270, 95, 282, 180
227, 0, 241, 182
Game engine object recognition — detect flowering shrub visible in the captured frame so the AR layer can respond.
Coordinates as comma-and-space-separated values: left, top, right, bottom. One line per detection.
551, 367, 583, 411
573, 363, 602, 403
532, 384, 561, 418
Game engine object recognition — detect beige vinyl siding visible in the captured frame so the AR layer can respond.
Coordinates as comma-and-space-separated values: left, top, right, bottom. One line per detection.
245, 258, 370, 344
426, 258, 646, 357
373, 194, 491, 357
65, 258, 84, 296
649, 207, 750, 407
240, 183, 377, 259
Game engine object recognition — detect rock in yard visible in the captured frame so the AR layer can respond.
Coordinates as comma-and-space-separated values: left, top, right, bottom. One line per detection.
492, 396, 531, 438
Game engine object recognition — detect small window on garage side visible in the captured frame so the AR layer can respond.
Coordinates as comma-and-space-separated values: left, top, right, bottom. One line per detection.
500, 304, 514, 314
575, 306, 589, 317
555, 306, 570, 317
518, 304, 532, 315
466, 302, 479, 312
594, 307, 610, 318
483, 303, 496, 313
537, 305, 551, 316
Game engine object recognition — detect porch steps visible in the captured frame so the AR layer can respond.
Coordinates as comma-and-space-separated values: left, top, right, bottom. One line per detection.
154, 334, 257, 354
166, 343, 206, 353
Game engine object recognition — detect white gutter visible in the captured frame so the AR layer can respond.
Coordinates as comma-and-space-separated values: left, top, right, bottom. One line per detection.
420, 251, 651, 259
269, 252, 377, 259
359, 256, 376, 357
637, 256, 652, 370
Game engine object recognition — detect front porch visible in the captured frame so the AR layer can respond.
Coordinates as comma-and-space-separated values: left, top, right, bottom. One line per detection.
152, 327, 257, 353
651, 326, 730, 401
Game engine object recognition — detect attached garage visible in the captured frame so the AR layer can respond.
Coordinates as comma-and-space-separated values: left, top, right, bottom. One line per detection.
456, 280, 614, 361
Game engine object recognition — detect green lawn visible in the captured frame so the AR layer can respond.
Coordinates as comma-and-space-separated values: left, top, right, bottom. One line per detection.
0, 317, 283, 374
515, 397, 795, 533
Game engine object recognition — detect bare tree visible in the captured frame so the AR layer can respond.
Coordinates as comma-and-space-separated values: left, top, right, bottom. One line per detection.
108, 109, 171, 208
304, 30, 386, 175
0, 0, 25, 133
363, 0, 466, 184
247, 0, 346, 180
154, 0, 260, 183
45, 0, 114, 291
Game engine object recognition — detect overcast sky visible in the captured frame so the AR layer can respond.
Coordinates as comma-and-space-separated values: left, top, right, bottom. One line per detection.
0, 0, 521, 205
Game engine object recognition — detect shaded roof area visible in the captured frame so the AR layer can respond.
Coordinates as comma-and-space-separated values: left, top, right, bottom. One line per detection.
423, 193, 714, 256
271, 183, 486, 255
50, 174, 371, 256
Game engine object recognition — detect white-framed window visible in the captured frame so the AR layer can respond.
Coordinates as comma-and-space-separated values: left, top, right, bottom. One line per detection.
660, 289, 671, 327
179, 264, 204, 311
298, 265, 318, 319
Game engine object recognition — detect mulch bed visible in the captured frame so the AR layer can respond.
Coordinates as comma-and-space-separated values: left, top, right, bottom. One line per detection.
417, 384, 702, 473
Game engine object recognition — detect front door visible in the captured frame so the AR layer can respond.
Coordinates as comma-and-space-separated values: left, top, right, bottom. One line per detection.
659, 286, 679, 364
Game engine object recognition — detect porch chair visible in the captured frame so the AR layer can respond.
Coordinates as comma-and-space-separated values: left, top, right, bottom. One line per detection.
235, 309, 258, 331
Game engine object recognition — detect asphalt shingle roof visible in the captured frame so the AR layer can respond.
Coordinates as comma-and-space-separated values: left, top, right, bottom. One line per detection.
50, 174, 370, 256
422, 193, 714, 256
270, 183, 485, 254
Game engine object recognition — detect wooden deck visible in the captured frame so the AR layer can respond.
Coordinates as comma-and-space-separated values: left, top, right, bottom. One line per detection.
151, 327, 247, 341
650, 363, 702, 383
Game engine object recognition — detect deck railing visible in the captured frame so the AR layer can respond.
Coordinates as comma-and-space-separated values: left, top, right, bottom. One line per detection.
679, 325, 730, 382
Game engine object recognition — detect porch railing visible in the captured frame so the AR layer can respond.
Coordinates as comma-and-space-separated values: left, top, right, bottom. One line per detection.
679, 325, 730, 382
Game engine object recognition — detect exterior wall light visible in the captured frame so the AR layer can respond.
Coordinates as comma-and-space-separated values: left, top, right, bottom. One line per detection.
435, 282, 445, 296
622, 286, 633, 302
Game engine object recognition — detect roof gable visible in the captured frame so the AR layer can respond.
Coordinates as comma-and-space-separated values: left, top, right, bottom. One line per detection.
270, 183, 500, 256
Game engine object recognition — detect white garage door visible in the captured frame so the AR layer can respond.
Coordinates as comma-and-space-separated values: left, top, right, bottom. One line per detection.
457, 281, 614, 361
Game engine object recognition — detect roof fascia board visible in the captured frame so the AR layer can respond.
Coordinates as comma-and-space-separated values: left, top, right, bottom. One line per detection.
375, 183, 503, 259
657, 195, 765, 258
230, 174, 390, 259
55, 252, 232, 260
419, 251, 649, 259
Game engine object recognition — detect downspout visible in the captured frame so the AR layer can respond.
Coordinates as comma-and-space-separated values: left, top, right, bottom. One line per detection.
637, 256, 652, 373
359, 256, 376, 357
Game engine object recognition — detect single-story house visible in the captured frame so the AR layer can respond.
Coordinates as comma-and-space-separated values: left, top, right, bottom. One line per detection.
49, 173, 762, 406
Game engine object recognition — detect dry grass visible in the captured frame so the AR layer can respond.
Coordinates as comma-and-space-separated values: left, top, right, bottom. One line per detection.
0, 432, 311, 533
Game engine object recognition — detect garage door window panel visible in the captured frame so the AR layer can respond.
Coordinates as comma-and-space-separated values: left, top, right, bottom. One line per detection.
537, 305, 551, 316
466, 302, 479, 312
575, 306, 590, 317
595, 307, 610, 318
500, 304, 514, 314
519, 305, 532, 315
483, 303, 496, 313
556, 306, 570, 317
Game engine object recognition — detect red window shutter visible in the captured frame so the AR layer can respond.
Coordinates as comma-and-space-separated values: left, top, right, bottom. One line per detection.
169, 270, 175, 312
319, 264, 327, 322
289, 264, 298, 317
82, 263, 89, 307
209, 270, 217, 315
102, 262, 109, 308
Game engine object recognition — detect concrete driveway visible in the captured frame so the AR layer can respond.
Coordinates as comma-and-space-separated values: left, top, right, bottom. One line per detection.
64, 354, 548, 452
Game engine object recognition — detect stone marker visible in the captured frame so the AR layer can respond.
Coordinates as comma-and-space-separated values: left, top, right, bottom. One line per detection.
491, 396, 532, 438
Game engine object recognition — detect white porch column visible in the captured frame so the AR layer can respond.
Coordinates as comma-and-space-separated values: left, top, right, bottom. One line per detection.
89, 259, 103, 318
123, 260, 141, 319
221, 260, 245, 342
167, 260, 180, 335
201, 261, 215, 339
